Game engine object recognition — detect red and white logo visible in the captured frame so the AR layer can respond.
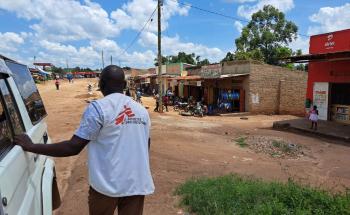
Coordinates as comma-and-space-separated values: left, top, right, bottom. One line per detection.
327, 34, 333, 41
325, 34, 335, 49
115, 105, 135, 125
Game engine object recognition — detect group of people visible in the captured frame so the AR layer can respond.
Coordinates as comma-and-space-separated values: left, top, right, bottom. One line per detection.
153, 93, 170, 112
153, 89, 173, 112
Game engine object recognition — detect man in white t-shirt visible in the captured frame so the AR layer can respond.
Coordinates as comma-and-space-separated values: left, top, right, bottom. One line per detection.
14, 65, 155, 215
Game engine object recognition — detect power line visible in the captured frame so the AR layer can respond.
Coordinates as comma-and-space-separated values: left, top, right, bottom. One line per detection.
169, 0, 311, 38
170, 0, 249, 23
118, 6, 157, 58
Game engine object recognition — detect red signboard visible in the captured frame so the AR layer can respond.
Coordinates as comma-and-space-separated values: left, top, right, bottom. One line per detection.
309, 29, 350, 54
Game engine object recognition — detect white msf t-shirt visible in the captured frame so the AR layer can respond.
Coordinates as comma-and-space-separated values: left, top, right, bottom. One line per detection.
75, 93, 154, 197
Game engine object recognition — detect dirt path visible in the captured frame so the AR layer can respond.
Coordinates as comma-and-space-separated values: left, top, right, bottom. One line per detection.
38, 79, 350, 215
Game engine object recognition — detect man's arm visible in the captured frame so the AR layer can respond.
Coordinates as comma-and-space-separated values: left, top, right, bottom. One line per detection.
14, 134, 89, 157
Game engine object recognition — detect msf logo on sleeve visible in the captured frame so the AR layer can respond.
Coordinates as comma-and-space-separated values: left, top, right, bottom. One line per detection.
115, 105, 135, 125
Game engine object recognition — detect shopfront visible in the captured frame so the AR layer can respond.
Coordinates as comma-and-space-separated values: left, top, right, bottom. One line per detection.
289, 29, 350, 124
200, 75, 247, 113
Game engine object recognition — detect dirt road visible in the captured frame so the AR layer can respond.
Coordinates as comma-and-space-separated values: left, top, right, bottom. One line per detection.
38, 79, 350, 215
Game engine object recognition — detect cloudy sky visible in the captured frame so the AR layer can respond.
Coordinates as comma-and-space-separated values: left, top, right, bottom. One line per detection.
0, 0, 349, 69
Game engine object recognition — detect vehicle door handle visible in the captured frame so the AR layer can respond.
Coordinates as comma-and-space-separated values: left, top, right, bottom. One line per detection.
34, 154, 39, 162
43, 133, 48, 144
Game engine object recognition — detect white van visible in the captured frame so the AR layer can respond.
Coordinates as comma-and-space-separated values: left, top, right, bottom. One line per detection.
0, 55, 60, 215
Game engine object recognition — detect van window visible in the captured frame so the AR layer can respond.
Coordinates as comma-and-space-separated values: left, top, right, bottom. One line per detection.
0, 94, 14, 161
5, 61, 47, 125
0, 79, 24, 135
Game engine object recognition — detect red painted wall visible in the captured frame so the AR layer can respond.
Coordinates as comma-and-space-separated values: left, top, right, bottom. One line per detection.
307, 61, 350, 99
310, 29, 350, 54
307, 29, 350, 100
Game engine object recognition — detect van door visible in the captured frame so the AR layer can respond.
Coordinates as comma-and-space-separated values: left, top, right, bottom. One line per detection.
5, 61, 49, 214
0, 77, 36, 214
0, 192, 4, 215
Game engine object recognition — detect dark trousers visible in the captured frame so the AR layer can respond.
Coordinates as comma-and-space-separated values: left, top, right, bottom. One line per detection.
154, 101, 159, 111
88, 187, 145, 215
55, 84, 59, 90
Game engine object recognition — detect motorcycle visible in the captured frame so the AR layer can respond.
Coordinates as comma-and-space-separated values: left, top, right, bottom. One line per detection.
184, 102, 206, 117
173, 101, 188, 111
191, 104, 204, 117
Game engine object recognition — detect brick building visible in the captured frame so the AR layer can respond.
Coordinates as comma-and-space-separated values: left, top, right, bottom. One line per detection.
176, 60, 307, 115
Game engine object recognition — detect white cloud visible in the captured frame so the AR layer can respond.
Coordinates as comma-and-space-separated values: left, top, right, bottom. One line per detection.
289, 36, 309, 54
0, 32, 25, 52
0, 0, 224, 68
237, 0, 294, 19
111, 0, 190, 33
234, 21, 244, 33
223, 0, 257, 3
37, 39, 157, 68
139, 32, 225, 63
0, 0, 120, 42
37, 40, 100, 67
308, 3, 350, 35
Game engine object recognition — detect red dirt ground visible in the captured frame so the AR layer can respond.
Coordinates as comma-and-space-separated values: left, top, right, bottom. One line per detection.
37, 79, 350, 215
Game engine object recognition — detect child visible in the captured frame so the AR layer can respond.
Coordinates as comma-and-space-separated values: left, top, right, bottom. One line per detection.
309, 105, 319, 130
55, 78, 60, 90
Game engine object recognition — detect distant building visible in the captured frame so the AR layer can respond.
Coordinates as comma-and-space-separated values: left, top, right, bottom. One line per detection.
33, 63, 54, 71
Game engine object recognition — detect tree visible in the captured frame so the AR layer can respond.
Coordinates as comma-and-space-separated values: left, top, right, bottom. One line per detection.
170, 52, 196, 65
195, 55, 210, 66
154, 56, 169, 66
155, 52, 199, 66
197, 59, 210, 66
235, 5, 298, 65
51, 66, 64, 74
221, 52, 234, 62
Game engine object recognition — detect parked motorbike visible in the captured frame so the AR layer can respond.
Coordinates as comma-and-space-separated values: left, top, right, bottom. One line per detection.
173, 101, 188, 111
184, 102, 206, 117
191, 103, 204, 117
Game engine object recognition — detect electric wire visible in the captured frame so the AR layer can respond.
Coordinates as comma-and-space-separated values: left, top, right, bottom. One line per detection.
169, 0, 310, 38
118, 6, 157, 58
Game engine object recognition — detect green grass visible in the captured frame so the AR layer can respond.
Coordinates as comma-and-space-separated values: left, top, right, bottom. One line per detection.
176, 175, 350, 215
235, 137, 248, 148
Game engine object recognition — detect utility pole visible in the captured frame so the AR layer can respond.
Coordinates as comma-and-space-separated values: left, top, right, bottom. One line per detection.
110, 55, 113, 65
157, 0, 163, 113
101, 50, 105, 69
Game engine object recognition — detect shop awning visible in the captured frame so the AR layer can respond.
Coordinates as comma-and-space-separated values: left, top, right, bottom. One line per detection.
169, 75, 202, 81
218, 73, 249, 79
284, 50, 350, 63
38, 68, 52, 75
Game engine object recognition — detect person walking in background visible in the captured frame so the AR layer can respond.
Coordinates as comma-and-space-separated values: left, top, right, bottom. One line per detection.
14, 65, 154, 215
309, 105, 319, 130
136, 89, 142, 104
154, 93, 159, 112
67, 73, 73, 83
163, 95, 169, 112
55, 78, 60, 90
